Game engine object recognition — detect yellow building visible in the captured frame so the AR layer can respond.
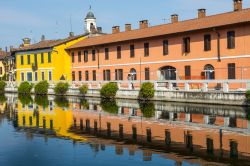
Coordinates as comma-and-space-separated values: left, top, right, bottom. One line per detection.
13, 35, 85, 82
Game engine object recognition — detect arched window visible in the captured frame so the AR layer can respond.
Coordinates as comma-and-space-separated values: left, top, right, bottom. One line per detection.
160, 66, 176, 80
129, 68, 137, 80
204, 64, 215, 80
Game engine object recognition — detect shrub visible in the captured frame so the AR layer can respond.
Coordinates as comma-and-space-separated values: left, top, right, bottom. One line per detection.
139, 82, 155, 100
246, 90, 250, 102
0, 95, 7, 104
18, 82, 33, 94
54, 96, 69, 108
0, 81, 6, 93
34, 81, 49, 95
54, 82, 69, 95
101, 99, 118, 114
35, 95, 49, 107
139, 101, 155, 118
18, 94, 33, 105
100, 82, 118, 99
79, 84, 88, 95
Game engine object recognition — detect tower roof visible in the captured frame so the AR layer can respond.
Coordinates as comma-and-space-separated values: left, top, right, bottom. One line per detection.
85, 11, 96, 19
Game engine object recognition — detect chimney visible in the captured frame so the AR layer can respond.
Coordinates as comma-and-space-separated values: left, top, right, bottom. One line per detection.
69, 32, 74, 37
171, 14, 179, 23
139, 20, 148, 29
22, 38, 31, 46
125, 24, 132, 31
233, 0, 243, 11
10, 46, 14, 52
112, 26, 120, 34
198, 9, 206, 18
41, 35, 45, 41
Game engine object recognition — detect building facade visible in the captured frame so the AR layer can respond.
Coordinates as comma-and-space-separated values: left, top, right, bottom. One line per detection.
0, 50, 15, 81
13, 35, 85, 82
68, 0, 250, 89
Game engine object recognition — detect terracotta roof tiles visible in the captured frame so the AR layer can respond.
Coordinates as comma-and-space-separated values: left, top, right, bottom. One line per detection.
68, 9, 250, 49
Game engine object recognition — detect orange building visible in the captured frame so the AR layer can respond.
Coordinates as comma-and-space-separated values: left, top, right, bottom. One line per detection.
67, 0, 250, 88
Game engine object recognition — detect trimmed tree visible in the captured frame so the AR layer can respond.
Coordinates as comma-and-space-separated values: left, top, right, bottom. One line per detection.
34, 81, 49, 95
79, 84, 88, 95
139, 82, 155, 100
100, 82, 118, 99
18, 82, 33, 94
54, 82, 69, 96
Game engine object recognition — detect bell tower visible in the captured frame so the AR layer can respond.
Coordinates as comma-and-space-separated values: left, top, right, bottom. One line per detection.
85, 6, 97, 33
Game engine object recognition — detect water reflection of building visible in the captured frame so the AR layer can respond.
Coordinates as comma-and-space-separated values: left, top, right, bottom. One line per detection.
16, 96, 85, 141
70, 97, 250, 163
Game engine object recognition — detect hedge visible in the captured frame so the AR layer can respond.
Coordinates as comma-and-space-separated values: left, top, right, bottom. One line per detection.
100, 82, 118, 99
54, 82, 69, 95
34, 81, 49, 95
79, 84, 88, 95
0, 81, 6, 93
18, 82, 33, 94
139, 82, 155, 100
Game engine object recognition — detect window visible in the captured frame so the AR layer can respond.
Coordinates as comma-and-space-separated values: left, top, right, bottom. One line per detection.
92, 50, 96, 61
41, 72, 45, 81
34, 54, 38, 64
115, 69, 123, 80
144, 43, 149, 57
92, 70, 96, 81
48, 52, 51, 63
78, 51, 81, 62
185, 65, 191, 79
145, 68, 150, 80
84, 50, 88, 62
34, 72, 38, 81
227, 31, 235, 49
183, 37, 190, 53
146, 128, 152, 142
21, 73, 25, 81
41, 53, 44, 64
27, 72, 32, 81
85, 71, 89, 81
129, 68, 137, 80
130, 45, 135, 58
204, 64, 215, 80
204, 34, 211, 51
27, 55, 31, 64
117, 46, 121, 59
228, 63, 236, 79
21, 56, 24, 65
78, 71, 82, 81
163, 40, 169, 55
105, 48, 109, 60
103, 70, 111, 81
72, 71, 75, 81
71, 52, 75, 63
48, 71, 52, 81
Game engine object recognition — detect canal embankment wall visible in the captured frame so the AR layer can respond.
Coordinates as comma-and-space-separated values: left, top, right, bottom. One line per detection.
4, 87, 249, 106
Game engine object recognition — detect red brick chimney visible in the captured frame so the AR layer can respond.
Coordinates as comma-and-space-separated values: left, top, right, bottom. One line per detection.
139, 20, 148, 29
198, 9, 206, 18
125, 24, 132, 31
112, 26, 120, 34
233, 0, 243, 11
171, 14, 179, 23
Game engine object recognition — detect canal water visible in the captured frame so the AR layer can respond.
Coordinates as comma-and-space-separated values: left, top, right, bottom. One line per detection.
0, 93, 249, 166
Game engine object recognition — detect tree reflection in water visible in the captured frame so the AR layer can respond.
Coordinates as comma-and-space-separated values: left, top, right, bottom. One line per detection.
80, 98, 89, 110
54, 96, 69, 109
18, 94, 33, 105
100, 99, 118, 114
35, 95, 49, 107
139, 101, 155, 118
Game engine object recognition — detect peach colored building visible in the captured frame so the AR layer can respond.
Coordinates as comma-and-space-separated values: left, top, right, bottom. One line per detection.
67, 0, 250, 90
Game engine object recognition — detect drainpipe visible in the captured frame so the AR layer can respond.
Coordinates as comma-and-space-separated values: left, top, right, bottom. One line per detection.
213, 28, 221, 62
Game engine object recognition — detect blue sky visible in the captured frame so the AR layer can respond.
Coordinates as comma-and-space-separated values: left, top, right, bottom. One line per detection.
1, 0, 250, 50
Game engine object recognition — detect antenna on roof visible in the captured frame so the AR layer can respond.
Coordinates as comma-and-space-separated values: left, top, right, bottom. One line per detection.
70, 14, 73, 32
89, 5, 92, 10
